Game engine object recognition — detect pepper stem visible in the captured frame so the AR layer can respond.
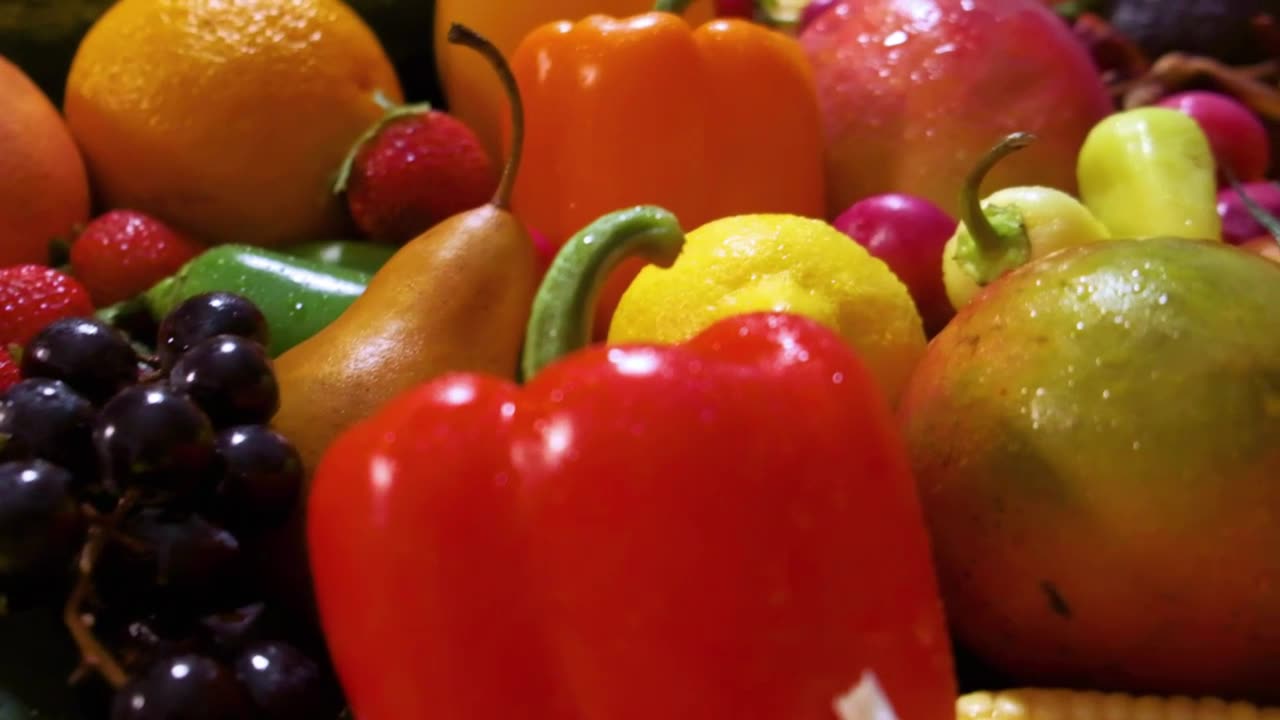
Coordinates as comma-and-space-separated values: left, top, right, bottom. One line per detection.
654, 0, 696, 14
448, 23, 524, 210
521, 206, 686, 380
961, 132, 1037, 257
1222, 164, 1280, 251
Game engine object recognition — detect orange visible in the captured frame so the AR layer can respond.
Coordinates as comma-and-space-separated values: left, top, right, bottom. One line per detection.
64, 0, 404, 248
0, 56, 91, 267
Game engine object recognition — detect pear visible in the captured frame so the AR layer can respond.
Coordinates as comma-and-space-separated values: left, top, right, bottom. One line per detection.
271, 23, 537, 473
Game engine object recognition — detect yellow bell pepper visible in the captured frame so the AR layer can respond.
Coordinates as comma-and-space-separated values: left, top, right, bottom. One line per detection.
607, 213, 927, 404
432, 0, 715, 163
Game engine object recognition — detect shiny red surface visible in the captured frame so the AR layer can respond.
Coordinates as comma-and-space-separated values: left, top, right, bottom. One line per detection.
308, 312, 955, 720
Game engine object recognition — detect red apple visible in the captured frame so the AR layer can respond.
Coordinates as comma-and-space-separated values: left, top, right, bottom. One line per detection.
799, 0, 1113, 219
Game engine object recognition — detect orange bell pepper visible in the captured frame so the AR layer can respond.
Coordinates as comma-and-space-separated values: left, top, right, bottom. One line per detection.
503, 0, 826, 335
432, 0, 715, 164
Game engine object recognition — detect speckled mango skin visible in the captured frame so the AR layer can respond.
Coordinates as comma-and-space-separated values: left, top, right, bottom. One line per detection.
898, 237, 1280, 699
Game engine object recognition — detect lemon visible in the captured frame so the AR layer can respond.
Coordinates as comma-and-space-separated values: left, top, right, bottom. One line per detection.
608, 214, 926, 404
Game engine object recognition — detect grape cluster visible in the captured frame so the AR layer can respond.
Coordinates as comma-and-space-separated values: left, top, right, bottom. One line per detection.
0, 293, 342, 719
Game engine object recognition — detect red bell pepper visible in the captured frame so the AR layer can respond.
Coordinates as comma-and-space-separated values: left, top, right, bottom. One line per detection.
307, 206, 956, 720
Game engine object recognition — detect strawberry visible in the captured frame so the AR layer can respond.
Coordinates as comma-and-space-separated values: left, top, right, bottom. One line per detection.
0, 264, 95, 348
335, 101, 497, 245
0, 348, 19, 393
69, 209, 205, 307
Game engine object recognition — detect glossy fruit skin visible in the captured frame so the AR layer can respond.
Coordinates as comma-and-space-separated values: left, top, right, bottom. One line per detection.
94, 385, 216, 499
898, 238, 1280, 699
169, 336, 279, 429
799, 0, 1112, 218
1076, 107, 1222, 242
432, 0, 715, 164
146, 248, 365, 360
1217, 181, 1280, 245
64, 0, 403, 248
345, 111, 498, 245
70, 209, 205, 307
212, 426, 303, 530
21, 317, 138, 405
234, 641, 335, 719
0, 378, 96, 479
156, 292, 270, 370
111, 654, 255, 720
1156, 91, 1271, 183
309, 312, 955, 720
833, 194, 956, 336
0, 56, 90, 267
0, 265, 95, 348
0, 460, 82, 578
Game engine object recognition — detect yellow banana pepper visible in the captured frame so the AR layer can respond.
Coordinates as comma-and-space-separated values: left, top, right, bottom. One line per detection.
607, 213, 927, 404
432, 0, 715, 163
1076, 107, 1223, 242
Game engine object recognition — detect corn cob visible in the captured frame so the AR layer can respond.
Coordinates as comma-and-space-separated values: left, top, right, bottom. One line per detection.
958, 689, 1280, 720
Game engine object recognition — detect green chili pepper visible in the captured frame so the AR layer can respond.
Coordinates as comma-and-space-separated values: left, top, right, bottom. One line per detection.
281, 240, 398, 275
522, 205, 685, 380
1076, 107, 1223, 242
100, 245, 371, 357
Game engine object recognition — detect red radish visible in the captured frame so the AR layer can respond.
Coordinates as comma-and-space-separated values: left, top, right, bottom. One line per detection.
1157, 91, 1271, 183
832, 193, 957, 336
1218, 181, 1280, 244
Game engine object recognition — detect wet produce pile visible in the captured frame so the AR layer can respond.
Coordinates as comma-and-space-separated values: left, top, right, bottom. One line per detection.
1, 0, 1279, 718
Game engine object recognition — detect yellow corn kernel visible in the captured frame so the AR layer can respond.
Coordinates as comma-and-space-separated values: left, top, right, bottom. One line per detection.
958, 690, 1280, 720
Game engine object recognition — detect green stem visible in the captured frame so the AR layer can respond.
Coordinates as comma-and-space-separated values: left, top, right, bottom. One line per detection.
654, 0, 696, 14
448, 23, 524, 210
521, 206, 686, 381
961, 132, 1037, 259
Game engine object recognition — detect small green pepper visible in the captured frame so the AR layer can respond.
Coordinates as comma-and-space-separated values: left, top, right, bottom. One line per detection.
282, 240, 398, 275
1076, 107, 1222, 242
100, 245, 371, 357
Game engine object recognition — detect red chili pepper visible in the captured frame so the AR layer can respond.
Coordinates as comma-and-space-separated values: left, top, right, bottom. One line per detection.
307, 206, 956, 720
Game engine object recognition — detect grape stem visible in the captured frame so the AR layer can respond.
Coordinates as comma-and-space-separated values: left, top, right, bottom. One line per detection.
64, 489, 140, 691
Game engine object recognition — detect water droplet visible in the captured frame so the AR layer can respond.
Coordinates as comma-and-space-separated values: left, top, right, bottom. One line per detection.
1101, 389, 1111, 400
1132, 441, 1142, 451
831, 372, 845, 385
883, 30, 909, 47
1158, 294, 1169, 305
1035, 387, 1046, 397
1075, 321, 1085, 331
1029, 308, 1038, 318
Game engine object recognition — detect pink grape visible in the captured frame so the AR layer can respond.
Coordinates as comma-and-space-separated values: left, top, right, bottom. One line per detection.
1157, 91, 1271, 183
833, 193, 957, 336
